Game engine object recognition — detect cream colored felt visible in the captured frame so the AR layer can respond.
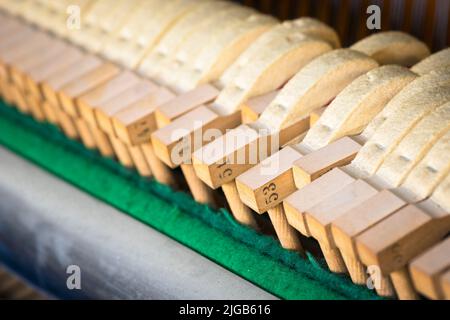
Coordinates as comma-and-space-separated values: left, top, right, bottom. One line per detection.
100, 0, 160, 57
67, 0, 118, 46
0, 0, 32, 16
303, 65, 417, 150
398, 130, 450, 203
218, 18, 340, 89
375, 102, 450, 187
352, 86, 450, 178
155, 5, 257, 90
50, 0, 98, 38
410, 237, 450, 300
174, 13, 277, 90
19, 0, 51, 25
44, 0, 74, 13
82, 0, 148, 54
132, 0, 215, 55
259, 49, 378, 131
66, 0, 145, 53
211, 35, 333, 116
139, 1, 234, 79
32, 0, 76, 21
104, 0, 205, 69
142, 2, 242, 84
350, 31, 430, 66
287, 17, 341, 49
24, 0, 95, 38
176, 14, 278, 90
411, 48, 450, 75
361, 68, 450, 142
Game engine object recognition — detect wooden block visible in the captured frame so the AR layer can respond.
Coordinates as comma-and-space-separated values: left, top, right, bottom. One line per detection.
0, 33, 49, 81
9, 84, 29, 114
94, 78, 158, 135
180, 163, 217, 205
0, 17, 28, 38
128, 144, 152, 177
193, 123, 261, 189
284, 168, 356, 237
151, 106, 241, 169
0, 77, 7, 97
40, 100, 59, 125
10, 39, 68, 91
0, 31, 52, 77
141, 142, 178, 188
112, 87, 175, 146
267, 204, 304, 252
305, 180, 379, 273
25, 93, 45, 121
75, 69, 139, 123
25, 47, 84, 99
0, 26, 34, 53
55, 108, 79, 140
0, 65, 6, 88
306, 180, 379, 249
355, 197, 449, 300
332, 190, 407, 263
410, 237, 450, 300
292, 136, 361, 188
60, 63, 122, 118
331, 190, 406, 286
221, 181, 260, 229
236, 138, 360, 213
236, 146, 304, 213
192, 116, 310, 189
88, 123, 114, 157
74, 117, 97, 150
42, 55, 103, 109
154, 84, 219, 128
0, 17, 22, 37
356, 202, 450, 276
0, 80, 16, 105
2, 79, 16, 105
109, 134, 134, 168
240, 91, 279, 123
0, 34, 42, 83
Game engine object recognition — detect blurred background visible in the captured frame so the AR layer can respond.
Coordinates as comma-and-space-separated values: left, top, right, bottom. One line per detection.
234, 0, 450, 51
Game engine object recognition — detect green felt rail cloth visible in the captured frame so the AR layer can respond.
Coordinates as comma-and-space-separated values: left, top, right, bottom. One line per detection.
0, 100, 382, 300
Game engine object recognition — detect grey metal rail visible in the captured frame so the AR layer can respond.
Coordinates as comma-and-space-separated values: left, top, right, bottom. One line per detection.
0, 146, 277, 300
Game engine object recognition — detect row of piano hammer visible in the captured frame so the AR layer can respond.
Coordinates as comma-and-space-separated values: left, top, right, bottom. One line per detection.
0, 0, 449, 300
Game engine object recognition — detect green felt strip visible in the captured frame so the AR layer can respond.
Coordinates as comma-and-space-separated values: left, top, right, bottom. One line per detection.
0, 100, 382, 300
